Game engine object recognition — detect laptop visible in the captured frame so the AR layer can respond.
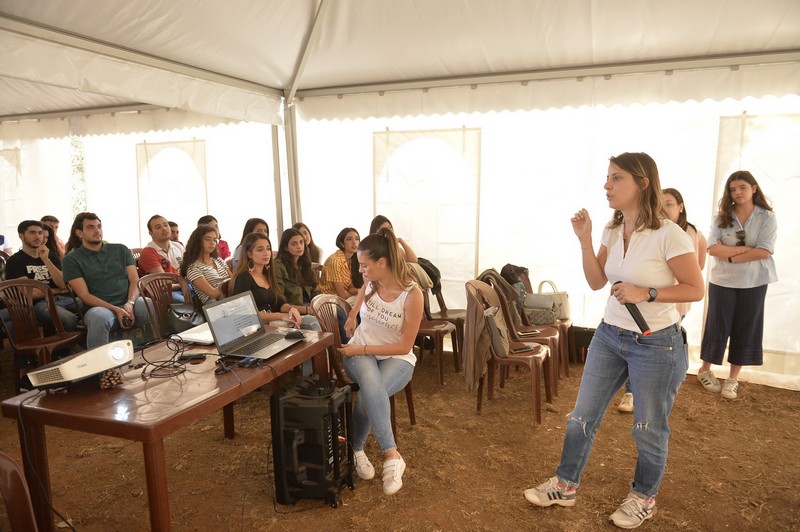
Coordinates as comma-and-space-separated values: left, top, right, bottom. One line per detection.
202, 292, 303, 359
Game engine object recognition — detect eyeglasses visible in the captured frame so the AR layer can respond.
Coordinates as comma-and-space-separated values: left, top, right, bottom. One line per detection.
735, 230, 746, 246
203, 237, 220, 244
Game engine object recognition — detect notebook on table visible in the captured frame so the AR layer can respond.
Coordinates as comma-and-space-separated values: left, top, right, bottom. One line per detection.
178, 322, 214, 345
202, 292, 302, 359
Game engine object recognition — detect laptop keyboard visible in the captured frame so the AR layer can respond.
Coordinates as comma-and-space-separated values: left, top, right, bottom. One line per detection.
230, 332, 285, 356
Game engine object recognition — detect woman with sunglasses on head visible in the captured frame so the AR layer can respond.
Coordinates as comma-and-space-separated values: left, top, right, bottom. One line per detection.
181, 225, 232, 305
698, 171, 777, 399
524, 152, 704, 529
340, 228, 423, 496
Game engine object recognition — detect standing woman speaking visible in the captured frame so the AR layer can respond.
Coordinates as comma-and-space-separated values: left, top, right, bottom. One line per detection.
697, 171, 777, 399
524, 152, 704, 529
339, 228, 423, 496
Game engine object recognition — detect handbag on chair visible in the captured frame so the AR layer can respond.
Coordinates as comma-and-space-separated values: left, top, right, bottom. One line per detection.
483, 306, 510, 358
166, 303, 205, 334
537, 280, 570, 320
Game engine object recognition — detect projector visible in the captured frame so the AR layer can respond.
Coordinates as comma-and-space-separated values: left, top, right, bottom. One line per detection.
26, 340, 134, 390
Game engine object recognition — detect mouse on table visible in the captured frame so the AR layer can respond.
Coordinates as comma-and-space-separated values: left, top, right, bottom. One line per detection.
285, 329, 305, 339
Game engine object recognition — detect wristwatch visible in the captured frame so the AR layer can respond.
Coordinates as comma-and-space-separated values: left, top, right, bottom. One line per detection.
127, 300, 135, 306
647, 288, 658, 303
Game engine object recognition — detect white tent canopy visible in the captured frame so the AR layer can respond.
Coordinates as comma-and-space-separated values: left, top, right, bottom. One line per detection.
1, 0, 799, 121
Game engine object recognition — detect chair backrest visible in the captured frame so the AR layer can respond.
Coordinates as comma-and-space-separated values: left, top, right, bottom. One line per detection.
138, 273, 193, 338
0, 279, 66, 346
478, 271, 524, 337
311, 294, 352, 385
0, 451, 39, 532
478, 269, 528, 327
129, 247, 143, 260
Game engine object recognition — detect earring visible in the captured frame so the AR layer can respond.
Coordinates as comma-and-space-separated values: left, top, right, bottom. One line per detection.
247, 259, 254, 271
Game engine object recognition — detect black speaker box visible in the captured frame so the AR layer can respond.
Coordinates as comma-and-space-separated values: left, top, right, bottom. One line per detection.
568, 326, 596, 363
270, 377, 354, 507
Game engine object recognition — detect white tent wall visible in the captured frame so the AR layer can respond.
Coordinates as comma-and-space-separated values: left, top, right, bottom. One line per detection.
0, 119, 72, 246
0, 109, 278, 254
294, 93, 800, 390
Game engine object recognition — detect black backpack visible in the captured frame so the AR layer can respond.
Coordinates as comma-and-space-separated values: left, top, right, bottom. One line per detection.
416, 257, 442, 295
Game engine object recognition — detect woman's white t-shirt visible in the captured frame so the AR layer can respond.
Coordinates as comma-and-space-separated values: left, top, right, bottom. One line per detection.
601, 220, 694, 333
350, 282, 418, 366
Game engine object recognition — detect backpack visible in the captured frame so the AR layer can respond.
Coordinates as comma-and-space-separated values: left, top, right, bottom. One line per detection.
417, 257, 442, 295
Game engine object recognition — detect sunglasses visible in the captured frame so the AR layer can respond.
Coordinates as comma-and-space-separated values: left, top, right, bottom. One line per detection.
735, 230, 746, 246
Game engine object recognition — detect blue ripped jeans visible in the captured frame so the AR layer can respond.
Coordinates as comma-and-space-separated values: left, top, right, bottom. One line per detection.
556, 320, 687, 498
344, 355, 413, 453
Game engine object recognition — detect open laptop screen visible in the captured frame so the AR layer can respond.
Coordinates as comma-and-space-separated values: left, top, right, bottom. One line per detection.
203, 292, 262, 350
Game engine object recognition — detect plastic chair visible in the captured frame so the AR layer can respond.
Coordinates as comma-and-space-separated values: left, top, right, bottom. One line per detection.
0, 451, 39, 532
478, 269, 562, 381
0, 279, 84, 394
138, 273, 194, 339
311, 294, 415, 438
465, 280, 553, 426
424, 290, 465, 372
416, 315, 457, 387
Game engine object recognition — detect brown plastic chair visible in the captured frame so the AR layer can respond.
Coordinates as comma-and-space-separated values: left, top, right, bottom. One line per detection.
519, 271, 572, 377
466, 280, 553, 426
138, 273, 194, 339
416, 315, 457, 387
424, 290, 465, 372
311, 294, 415, 438
0, 451, 39, 532
129, 247, 143, 261
479, 269, 562, 379
0, 279, 84, 394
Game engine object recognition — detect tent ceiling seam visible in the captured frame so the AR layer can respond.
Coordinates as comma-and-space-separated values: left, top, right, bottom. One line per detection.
0, 104, 163, 124
294, 49, 800, 99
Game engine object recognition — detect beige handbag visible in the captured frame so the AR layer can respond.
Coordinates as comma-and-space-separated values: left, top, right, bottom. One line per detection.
483, 306, 510, 358
537, 280, 570, 320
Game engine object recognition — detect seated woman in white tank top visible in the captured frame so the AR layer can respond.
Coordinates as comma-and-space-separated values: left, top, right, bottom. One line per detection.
340, 228, 423, 496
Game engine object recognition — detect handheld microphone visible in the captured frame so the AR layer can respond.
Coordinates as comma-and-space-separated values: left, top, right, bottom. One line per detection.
613, 281, 652, 336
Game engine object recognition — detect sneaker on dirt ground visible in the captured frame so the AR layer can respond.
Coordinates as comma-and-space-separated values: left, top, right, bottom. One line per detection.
721, 378, 739, 399
382, 456, 406, 495
523, 476, 576, 507
353, 450, 375, 480
618, 393, 634, 413
609, 492, 657, 529
696, 370, 722, 393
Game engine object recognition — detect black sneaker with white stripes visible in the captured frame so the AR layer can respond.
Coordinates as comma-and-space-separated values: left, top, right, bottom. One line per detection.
523, 476, 576, 507
609, 492, 657, 529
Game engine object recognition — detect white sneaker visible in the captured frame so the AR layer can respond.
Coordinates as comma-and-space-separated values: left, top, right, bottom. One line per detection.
353, 450, 375, 480
609, 492, 657, 529
721, 378, 739, 399
382, 456, 406, 495
697, 370, 722, 393
618, 393, 634, 413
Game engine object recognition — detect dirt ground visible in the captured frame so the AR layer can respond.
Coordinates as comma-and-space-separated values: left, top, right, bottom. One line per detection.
1, 342, 798, 532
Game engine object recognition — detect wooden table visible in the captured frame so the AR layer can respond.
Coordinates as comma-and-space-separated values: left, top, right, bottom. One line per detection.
2, 329, 333, 532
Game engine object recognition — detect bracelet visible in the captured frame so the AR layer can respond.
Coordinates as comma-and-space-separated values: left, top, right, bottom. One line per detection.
728, 256, 733, 263
363, 345, 366, 356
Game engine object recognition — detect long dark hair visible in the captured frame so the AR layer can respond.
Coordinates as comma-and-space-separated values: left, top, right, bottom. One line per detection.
292, 222, 321, 263
276, 228, 317, 287
41, 223, 62, 258
716, 170, 773, 228
369, 214, 392, 235
180, 225, 219, 277
230, 233, 283, 301
65, 212, 100, 254
662, 188, 697, 233
239, 218, 269, 245
608, 152, 664, 231
358, 228, 412, 302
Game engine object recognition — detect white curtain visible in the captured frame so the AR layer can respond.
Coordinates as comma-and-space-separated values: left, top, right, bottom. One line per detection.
0, 119, 72, 246
295, 94, 800, 389
78, 109, 277, 249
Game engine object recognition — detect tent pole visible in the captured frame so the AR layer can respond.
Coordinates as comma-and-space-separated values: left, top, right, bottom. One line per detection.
283, 101, 302, 225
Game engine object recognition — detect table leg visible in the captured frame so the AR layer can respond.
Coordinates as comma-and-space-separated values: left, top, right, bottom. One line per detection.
142, 439, 171, 532
312, 349, 329, 379
18, 419, 55, 532
223, 403, 235, 439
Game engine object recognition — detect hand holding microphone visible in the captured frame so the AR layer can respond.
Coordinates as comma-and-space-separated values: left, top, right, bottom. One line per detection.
613, 281, 652, 336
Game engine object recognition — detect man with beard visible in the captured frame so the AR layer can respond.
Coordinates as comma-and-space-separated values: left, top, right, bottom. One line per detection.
63, 212, 149, 348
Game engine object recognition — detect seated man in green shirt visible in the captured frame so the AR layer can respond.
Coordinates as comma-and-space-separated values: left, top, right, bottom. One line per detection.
62, 212, 149, 348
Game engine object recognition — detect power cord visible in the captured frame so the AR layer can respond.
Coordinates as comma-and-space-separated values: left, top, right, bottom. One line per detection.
139, 336, 187, 379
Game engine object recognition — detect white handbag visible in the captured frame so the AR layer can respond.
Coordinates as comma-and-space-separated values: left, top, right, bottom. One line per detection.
537, 280, 570, 320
